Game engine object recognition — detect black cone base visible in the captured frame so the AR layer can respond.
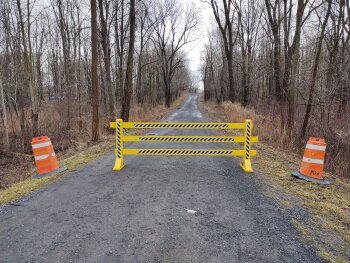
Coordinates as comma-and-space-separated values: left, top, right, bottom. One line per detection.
32, 167, 67, 179
292, 171, 330, 185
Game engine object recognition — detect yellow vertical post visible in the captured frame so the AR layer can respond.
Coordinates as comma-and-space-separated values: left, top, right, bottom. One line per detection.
241, 119, 254, 173
113, 118, 125, 171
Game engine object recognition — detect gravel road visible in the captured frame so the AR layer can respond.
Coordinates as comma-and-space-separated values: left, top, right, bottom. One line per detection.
0, 94, 325, 262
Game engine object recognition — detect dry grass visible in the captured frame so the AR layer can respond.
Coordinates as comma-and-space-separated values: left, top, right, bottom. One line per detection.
0, 93, 188, 205
200, 98, 350, 263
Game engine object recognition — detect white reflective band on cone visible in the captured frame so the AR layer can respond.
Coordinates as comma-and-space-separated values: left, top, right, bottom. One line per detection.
34, 154, 50, 161
302, 157, 324, 164
306, 144, 326, 151
52, 152, 56, 157
32, 141, 52, 149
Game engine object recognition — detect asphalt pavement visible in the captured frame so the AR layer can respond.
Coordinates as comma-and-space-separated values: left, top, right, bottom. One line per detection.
0, 94, 325, 262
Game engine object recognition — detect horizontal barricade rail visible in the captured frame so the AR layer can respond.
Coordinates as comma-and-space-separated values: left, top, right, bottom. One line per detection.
110, 119, 258, 172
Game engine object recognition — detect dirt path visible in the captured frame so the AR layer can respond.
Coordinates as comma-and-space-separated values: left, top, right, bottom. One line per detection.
0, 95, 324, 262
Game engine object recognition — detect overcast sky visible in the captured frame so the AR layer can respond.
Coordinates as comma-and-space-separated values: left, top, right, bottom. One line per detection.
33, 0, 213, 88
181, 0, 213, 87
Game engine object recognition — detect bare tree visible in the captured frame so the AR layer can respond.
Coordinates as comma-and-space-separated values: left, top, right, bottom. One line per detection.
53, 0, 74, 130
237, 0, 262, 106
300, 0, 332, 138
151, 0, 198, 107
120, 0, 136, 121
205, 0, 238, 103
91, 0, 99, 141
16, 0, 39, 136
0, 71, 9, 149
99, 0, 116, 117
136, 0, 155, 104
264, 0, 282, 100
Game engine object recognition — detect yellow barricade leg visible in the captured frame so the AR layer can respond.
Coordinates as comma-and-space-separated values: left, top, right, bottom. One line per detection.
241, 119, 254, 173
113, 119, 125, 171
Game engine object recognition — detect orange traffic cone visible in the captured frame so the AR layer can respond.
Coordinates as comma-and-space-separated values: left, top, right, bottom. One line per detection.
31, 136, 66, 179
292, 137, 329, 185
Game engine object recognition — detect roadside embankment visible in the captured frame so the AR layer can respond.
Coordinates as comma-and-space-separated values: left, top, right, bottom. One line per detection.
200, 98, 350, 263
0, 93, 189, 205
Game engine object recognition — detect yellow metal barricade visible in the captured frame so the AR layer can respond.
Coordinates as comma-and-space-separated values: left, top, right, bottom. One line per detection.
110, 119, 258, 173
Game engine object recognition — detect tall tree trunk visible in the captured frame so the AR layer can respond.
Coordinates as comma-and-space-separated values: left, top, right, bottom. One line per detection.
300, 0, 331, 138
91, 0, 100, 141
98, 0, 116, 117
0, 72, 10, 150
57, 0, 72, 130
120, 0, 136, 121
17, 0, 39, 137
287, 0, 307, 134
77, 10, 83, 131
136, 36, 144, 104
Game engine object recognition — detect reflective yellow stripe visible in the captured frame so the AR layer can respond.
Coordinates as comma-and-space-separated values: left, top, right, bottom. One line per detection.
122, 135, 258, 143
123, 149, 257, 156
119, 122, 245, 129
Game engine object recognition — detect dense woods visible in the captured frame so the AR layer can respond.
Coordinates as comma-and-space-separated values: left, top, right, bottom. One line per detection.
201, 0, 350, 176
0, 0, 349, 177
0, 0, 195, 153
